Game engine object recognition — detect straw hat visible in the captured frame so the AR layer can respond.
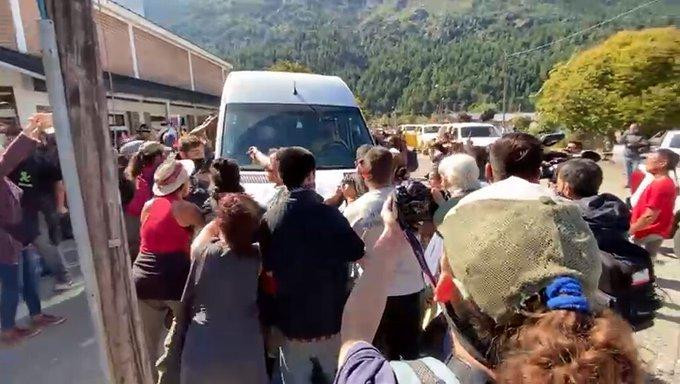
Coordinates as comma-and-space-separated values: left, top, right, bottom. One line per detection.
152, 159, 194, 196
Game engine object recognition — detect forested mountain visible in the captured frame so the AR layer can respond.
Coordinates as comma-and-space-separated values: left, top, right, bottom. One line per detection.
144, 0, 679, 115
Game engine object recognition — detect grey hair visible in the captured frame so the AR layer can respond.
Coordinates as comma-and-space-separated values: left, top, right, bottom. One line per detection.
438, 153, 481, 193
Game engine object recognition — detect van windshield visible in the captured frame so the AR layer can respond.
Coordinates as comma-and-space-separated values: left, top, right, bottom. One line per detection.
221, 103, 373, 170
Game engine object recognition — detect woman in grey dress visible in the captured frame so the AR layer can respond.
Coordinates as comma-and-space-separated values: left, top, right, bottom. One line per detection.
158, 193, 267, 384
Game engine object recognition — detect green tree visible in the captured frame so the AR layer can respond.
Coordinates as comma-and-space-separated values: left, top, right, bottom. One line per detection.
537, 27, 680, 136
157, 0, 680, 116
268, 60, 313, 73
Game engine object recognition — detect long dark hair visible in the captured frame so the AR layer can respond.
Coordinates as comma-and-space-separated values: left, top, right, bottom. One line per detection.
125, 149, 163, 180
210, 158, 244, 200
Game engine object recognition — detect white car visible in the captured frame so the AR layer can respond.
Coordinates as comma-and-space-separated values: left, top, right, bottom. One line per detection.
216, 71, 373, 206
417, 124, 442, 149
446, 122, 500, 147
659, 130, 680, 155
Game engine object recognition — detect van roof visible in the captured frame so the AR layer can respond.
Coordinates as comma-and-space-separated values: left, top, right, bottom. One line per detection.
221, 71, 358, 107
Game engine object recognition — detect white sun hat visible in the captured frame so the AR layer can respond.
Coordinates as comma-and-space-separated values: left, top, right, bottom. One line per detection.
152, 159, 195, 197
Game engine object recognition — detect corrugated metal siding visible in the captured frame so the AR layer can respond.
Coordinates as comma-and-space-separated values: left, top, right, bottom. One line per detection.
0, 0, 17, 50
192, 56, 223, 96
96, 11, 135, 77
134, 27, 191, 90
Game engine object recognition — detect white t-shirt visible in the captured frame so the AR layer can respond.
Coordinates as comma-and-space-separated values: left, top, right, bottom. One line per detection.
446, 176, 555, 221
344, 187, 425, 297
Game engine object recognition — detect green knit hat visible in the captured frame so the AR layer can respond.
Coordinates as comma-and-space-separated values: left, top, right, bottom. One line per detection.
439, 197, 602, 324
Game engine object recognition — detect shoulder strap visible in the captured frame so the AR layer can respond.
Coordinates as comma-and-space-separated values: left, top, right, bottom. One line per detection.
401, 225, 491, 369
390, 358, 461, 384
403, 228, 437, 287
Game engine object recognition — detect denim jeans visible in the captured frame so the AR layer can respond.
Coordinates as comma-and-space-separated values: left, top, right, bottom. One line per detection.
35, 212, 70, 283
0, 248, 42, 330
624, 157, 640, 187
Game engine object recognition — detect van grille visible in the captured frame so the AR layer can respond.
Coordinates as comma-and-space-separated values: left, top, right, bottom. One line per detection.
241, 172, 356, 184
242, 174, 270, 184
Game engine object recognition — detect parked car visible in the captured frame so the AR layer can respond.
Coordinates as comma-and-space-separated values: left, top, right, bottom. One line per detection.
399, 124, 422, 149
417, 124, 442, 150
445, 122, 500, 147
658, 130, 680, 155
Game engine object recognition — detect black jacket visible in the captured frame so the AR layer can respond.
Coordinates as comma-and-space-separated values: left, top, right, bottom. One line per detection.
260, 188, 365, 339
576, 193, 650, 267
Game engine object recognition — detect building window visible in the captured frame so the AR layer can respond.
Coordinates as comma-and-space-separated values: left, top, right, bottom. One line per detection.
33, 79, 47, 92
0, 86, 17, 113
108, 114, 125, 127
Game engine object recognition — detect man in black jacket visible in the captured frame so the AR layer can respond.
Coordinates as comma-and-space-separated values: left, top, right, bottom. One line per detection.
555, 158, 650, 267
260, 146, 365, 384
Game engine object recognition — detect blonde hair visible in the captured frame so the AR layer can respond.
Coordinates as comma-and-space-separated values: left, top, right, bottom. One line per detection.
438, 153, 480, 193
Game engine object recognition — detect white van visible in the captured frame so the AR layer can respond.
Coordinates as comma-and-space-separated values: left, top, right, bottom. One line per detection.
216, 71, 374, 206
446, 122, 501, 147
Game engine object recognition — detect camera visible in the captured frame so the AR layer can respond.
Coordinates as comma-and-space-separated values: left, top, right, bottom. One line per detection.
394, 180, 437, 229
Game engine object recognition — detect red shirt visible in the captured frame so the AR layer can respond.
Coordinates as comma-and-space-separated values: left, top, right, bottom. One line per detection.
140, 195, 192, 255
630, 169, 646, 194
631, 176, 677, 239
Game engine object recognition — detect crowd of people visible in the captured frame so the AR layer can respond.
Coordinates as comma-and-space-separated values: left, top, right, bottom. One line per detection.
2, 113, 678, 384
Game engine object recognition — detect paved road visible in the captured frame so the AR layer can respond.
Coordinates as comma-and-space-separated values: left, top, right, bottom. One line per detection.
1, 150, 679, 383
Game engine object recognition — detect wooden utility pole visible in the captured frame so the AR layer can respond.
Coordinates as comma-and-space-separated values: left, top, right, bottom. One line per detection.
40, 1, 153, 382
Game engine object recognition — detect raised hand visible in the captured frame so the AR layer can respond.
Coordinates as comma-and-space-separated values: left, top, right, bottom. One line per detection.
24, 113, 53, 140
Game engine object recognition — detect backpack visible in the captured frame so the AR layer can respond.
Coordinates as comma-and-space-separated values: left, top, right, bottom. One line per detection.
391, 358, 460, 384
390, 355, 489, 384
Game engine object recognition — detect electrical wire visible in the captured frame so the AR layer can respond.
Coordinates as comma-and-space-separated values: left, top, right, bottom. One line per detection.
508, 0, 663, 58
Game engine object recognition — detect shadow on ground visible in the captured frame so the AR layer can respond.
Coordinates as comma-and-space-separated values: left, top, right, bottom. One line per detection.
0, 291, 104, 384
657, 277, 680, 292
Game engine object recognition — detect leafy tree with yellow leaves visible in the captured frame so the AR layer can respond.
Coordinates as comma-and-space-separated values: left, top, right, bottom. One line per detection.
537, 27, 680, 136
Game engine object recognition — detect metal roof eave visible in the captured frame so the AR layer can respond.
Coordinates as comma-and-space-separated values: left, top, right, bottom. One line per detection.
0, 46, 219, 107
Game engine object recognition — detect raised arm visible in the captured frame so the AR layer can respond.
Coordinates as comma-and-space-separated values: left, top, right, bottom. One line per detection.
338, 196, 404, 365
0, 113, 50, 177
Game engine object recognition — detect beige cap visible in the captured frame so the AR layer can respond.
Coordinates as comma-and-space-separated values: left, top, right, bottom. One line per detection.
439, 197, 602, 324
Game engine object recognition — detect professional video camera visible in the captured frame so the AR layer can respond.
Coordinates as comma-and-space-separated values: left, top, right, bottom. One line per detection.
394, 180, 438, 230
539, 132, 601, 181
